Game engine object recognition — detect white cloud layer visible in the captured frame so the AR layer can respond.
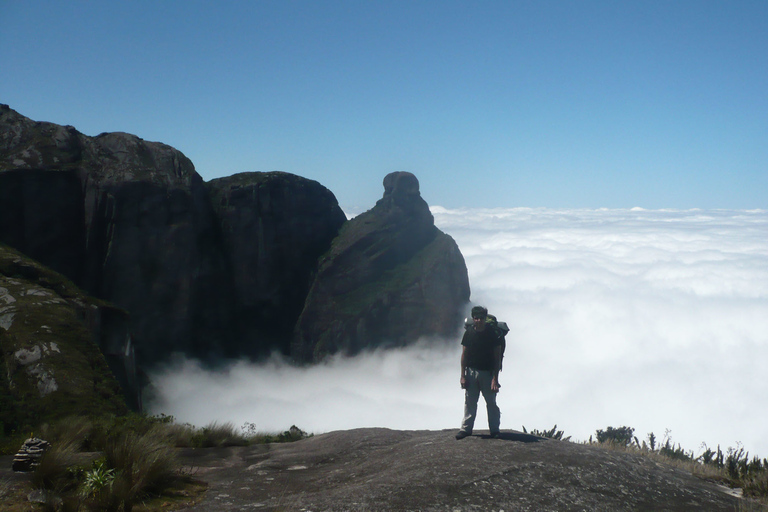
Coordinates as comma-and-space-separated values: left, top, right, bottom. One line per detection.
149, 207, 768, 457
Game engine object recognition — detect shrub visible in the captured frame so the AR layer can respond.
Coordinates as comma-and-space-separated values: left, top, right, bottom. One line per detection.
242, 423, 311, 444
595, 426, 636, 447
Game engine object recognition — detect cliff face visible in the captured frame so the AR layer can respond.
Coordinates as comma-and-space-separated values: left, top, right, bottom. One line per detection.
1, 105, 471, 376
207, 172, 347, 355
0, 105, 234, 364
292, 172, 470, 362
0, 105, 346, 366
0, 244, 131, 432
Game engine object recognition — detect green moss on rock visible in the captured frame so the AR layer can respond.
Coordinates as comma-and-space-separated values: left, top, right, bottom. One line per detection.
0, 244, 128, 434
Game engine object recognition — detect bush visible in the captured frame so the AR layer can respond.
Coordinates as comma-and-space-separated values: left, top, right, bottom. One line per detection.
242, 423, 311, 444
595, 426, 636, 447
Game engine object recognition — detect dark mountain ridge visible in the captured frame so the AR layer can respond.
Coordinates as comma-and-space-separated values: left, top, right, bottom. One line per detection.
0, 105, 470, 387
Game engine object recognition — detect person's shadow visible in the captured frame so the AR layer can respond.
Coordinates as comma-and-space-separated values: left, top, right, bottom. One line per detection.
481, 432, 541, 443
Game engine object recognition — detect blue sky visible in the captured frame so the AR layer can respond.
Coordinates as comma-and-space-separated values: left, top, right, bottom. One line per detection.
2, 1, 766, 210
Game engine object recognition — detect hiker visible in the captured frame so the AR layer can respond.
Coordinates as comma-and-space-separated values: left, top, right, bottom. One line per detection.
456, 305, 503, 440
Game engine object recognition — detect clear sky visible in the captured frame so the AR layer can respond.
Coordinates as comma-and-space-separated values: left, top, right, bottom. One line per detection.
2, 1, 766, 210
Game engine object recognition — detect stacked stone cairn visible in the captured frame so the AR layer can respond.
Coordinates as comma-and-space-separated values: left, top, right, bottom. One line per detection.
12, 437, 51, 472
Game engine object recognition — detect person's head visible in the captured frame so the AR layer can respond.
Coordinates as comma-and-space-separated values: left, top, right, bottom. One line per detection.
471, 306, 488, 331
471, 306, 488, 320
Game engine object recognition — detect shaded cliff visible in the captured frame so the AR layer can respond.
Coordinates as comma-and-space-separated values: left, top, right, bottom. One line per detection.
0, 244, 131, 432
0, 105, 346, 366
207, 172, 347, 355
293, 172, 470, 362
1, 106, 471, 376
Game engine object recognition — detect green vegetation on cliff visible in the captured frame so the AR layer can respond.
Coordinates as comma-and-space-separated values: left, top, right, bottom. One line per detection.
0, 244, 128, 435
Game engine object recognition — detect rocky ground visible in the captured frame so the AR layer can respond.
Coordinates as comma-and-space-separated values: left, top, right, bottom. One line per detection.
2, 428, 763, 511
174, 428, 751, 511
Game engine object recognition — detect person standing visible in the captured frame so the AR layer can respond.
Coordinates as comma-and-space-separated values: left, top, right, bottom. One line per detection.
456, 306, 502, 440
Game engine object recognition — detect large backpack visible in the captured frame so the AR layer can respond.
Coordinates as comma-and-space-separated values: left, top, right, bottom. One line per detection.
464, 313, 509, 370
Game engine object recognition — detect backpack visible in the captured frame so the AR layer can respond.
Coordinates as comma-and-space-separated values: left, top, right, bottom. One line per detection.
464, 313, 509, 370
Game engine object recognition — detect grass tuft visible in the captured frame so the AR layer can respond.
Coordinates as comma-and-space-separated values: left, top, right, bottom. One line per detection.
192, 421, 248, 448
31, 439, 82, 493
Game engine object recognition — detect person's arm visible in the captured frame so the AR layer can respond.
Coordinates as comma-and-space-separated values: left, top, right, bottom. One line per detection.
460, 345, 468, 389
491, 345, 501, 392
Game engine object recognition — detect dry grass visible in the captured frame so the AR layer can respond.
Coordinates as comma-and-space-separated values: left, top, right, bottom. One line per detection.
146, 422, 196, 448
590, 440, 768, 509
192, 421, 248, 448
591, 440, 727, 479
31, 439, 82, 492
100, 429, 180, 510
39, 416, 95, 451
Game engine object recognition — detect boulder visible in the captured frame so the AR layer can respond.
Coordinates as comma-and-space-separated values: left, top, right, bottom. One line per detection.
292, 172, 470, 362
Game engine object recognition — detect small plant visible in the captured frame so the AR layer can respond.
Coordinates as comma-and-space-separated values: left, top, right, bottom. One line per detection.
80, 459, 115, 498
522, 424, 571, 441
647, 432, 657, 451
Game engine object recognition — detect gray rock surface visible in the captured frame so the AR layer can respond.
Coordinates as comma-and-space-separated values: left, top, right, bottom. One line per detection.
177, 428, 745, 511
293, 172, 470, 362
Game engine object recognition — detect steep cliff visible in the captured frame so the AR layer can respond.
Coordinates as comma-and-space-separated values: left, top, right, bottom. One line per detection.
1, 106, 470, 373
207, 172, 347, 355
0, 105, 350, 366
0, 104, 234, 365
0, 244, 131, 432
293, 172, 470, 362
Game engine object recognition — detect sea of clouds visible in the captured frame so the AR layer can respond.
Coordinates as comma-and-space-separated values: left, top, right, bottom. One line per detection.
149, 207, 768, 457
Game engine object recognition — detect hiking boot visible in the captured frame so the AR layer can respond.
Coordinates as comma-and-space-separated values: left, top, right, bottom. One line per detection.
455, 431, 470, 440
489, 431, 500, 439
